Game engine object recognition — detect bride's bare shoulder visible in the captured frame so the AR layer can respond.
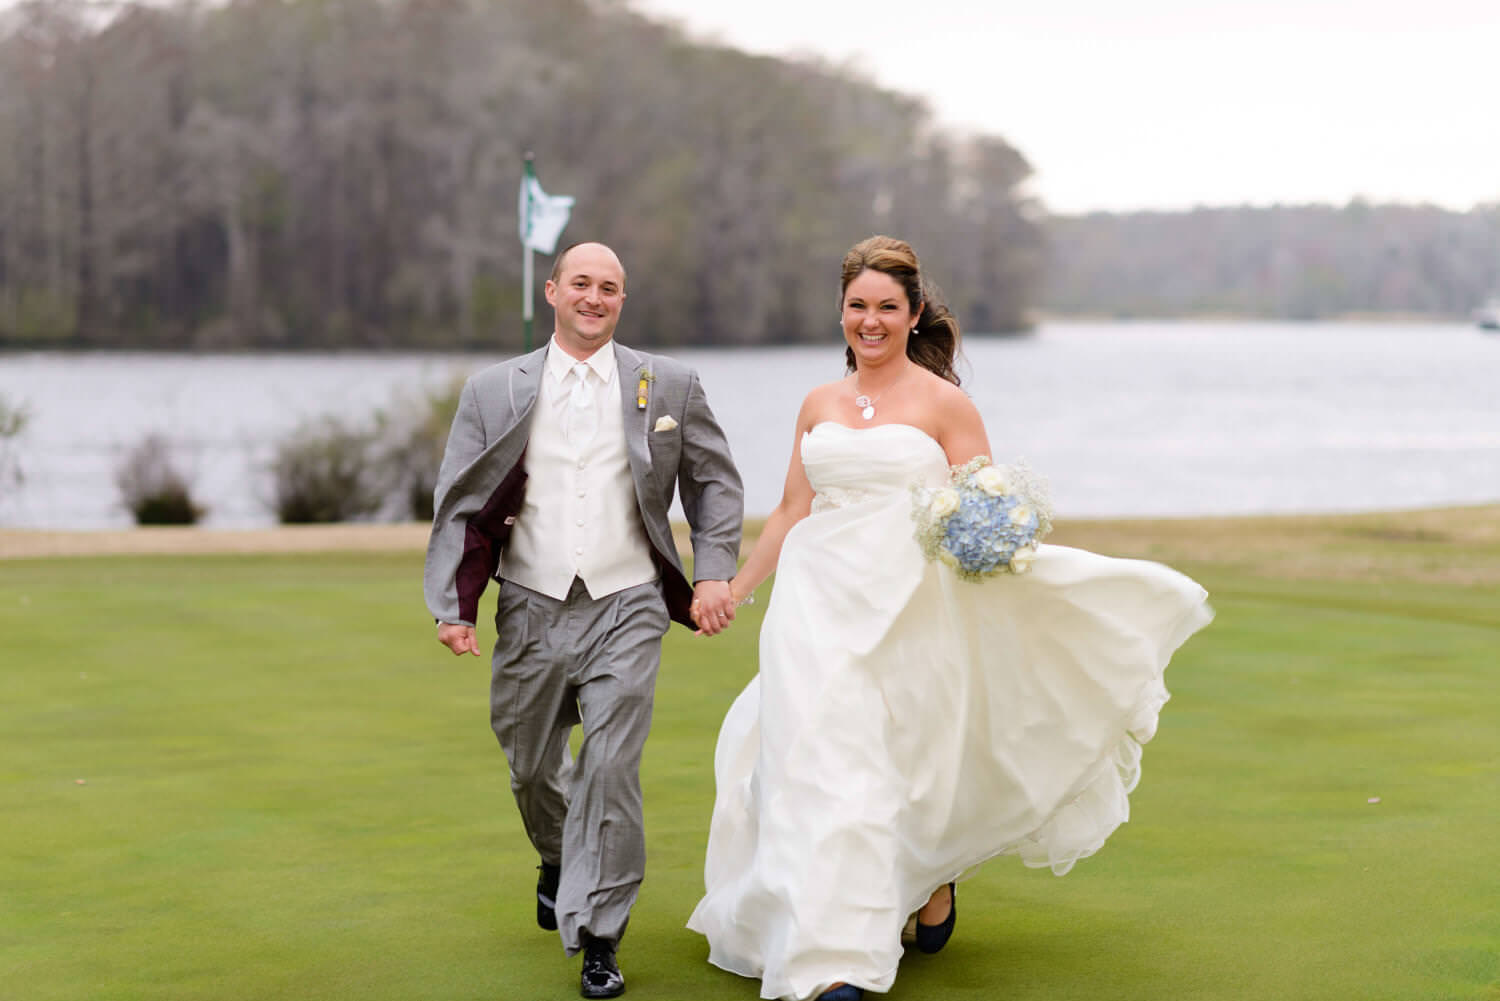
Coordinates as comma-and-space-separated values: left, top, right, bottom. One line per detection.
921, 370, 978, 410
806, 377, 852, 402
795, 377, 853, 427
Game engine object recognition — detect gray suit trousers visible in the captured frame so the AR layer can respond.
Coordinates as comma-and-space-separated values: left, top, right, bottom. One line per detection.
490, 575, 669, 954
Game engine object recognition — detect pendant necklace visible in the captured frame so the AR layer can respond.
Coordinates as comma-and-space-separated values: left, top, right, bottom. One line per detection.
852, 366, 910, 421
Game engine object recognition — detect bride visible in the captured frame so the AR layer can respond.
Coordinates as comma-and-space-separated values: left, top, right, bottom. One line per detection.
685, 236, 1213, 1001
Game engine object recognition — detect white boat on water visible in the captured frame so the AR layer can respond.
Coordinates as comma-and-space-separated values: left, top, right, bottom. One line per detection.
1476, 298, 1500, 331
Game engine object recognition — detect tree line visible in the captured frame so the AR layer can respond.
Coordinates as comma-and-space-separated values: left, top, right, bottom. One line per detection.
0, 0, 1044, 352
1043, 201, 1500, 321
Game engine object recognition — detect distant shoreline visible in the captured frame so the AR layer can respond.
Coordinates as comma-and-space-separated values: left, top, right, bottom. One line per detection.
0, 314, 1485, 357
1029, 311, 1476, 325
0, 523, 431, 560
6, 504, 1497, 565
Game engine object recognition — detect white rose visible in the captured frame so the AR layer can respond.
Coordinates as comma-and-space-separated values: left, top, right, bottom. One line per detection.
974, 465, 1010, 497
1009, 544, 1037, 573
929, 488, 961, 518
1008, 504, 1033, 526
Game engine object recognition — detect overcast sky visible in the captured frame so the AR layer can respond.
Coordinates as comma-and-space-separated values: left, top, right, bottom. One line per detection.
630, 0, 1500, 214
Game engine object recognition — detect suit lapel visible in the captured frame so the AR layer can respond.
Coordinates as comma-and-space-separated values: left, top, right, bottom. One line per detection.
614, 342, 650, 473
509, 346, 547, 429
615, 342, 677, 558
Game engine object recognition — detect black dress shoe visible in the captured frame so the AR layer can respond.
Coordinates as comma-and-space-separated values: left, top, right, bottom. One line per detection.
914, 882, 956, 954
536, 861, 561, 931
817, 985, 863, 1001
580, 935, 625, 999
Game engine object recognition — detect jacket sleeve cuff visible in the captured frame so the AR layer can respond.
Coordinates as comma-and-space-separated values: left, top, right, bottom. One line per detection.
691, 548, 741, 584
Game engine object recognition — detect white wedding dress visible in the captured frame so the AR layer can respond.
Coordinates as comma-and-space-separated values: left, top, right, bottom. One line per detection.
686, 422, 1213, 1001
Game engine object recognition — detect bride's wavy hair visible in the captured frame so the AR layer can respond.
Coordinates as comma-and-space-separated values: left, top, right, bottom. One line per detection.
840, 235, 961, 386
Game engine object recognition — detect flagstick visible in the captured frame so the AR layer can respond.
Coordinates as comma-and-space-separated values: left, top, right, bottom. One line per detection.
519, 152, 572, 353
523, 243, 534, 352
522, 152, 535, 352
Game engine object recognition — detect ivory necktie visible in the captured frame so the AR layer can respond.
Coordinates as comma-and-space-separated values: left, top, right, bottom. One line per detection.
566, 361, 598, 446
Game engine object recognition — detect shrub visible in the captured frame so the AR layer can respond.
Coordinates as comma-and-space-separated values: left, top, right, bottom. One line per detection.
269, 417, 382, 524
374, 376, 465, 522
115, 433, 205, 525
0, 391, 30, 495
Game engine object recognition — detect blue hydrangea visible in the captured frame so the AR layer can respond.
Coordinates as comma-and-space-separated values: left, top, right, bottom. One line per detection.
911, 457, 1052, 582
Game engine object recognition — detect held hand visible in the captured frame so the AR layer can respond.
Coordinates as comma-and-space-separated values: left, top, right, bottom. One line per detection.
437, 622, 480, 656
690, 579, 735, 637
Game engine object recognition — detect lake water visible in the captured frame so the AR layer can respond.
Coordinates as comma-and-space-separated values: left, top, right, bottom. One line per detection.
1, 322, 1497, 530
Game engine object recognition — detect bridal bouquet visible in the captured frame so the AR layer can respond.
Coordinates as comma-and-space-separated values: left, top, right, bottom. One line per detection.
911, 457, 1053, 581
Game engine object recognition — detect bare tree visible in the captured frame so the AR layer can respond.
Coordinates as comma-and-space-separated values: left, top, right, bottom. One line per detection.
0, 0, 1048, 349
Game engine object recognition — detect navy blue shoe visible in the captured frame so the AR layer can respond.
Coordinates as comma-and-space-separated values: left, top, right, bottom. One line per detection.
536, 861, 561, 931
817, 985, 862, 1001
914, 882, 956, 954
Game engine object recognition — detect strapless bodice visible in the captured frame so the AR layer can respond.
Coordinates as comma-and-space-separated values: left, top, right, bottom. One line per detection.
802, 422, 948, 512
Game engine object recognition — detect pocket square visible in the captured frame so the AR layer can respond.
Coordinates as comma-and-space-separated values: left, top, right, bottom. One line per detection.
653, 415, 678, 432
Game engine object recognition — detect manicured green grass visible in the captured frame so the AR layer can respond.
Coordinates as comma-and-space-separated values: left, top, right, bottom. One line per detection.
2, 516, 1498, 1000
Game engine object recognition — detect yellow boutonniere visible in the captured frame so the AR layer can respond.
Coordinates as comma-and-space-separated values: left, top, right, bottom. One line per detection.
637, 369, 655, 409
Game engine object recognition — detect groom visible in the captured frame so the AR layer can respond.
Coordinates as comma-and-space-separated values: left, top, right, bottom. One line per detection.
424, 241, 743, 998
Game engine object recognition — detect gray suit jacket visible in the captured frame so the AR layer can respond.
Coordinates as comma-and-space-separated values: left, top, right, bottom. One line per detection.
423, 341, 743, 628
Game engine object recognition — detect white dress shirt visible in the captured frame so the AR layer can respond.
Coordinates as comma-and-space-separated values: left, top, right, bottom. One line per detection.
499, 338, 657, 600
